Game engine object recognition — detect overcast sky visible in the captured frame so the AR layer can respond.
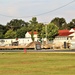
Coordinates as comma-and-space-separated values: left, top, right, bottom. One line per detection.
0, 0, 75, 25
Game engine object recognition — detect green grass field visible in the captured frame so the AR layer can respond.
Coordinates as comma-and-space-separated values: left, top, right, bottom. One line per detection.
0, 52, 75, 75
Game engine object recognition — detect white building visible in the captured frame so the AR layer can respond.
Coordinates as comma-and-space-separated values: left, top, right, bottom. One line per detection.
53, 28, 75, 49
25, 31, 38, 41
0, 31, 38, 46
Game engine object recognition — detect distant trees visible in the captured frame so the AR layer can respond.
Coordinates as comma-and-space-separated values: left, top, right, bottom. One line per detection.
51, 17, 67, 29
16, 26, 27, 38
0, 24, 6, 34
27, 17, 38, 41
0, 32, 4, 39
0, 24, 6, 39
67, 19, 75, 29
6, 19, 28, 31
28, 17, 38, 31
4, 19, 29, 38
4, 30, 16, 38
0, 17, 75, 39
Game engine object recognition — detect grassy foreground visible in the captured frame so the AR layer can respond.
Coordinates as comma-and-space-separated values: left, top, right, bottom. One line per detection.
0, 52, 75, 75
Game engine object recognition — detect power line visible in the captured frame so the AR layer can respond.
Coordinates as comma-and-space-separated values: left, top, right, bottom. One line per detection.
0, 0, 75, 18
34, 0, 75, 16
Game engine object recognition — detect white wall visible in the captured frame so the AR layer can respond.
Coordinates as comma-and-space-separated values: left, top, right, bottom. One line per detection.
0, 39, 15, 46
53, 36, 68, 44
18, 38, 32, 45
0, 38, 39, 46
25, 32, 38, 38
25, 32, 31, 38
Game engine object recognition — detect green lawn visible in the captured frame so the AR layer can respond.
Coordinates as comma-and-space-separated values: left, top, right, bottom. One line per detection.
0, 52, 75, 75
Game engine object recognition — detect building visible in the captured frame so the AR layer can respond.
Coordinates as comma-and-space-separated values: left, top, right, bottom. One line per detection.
0, 31, 38, 46
25, 31, 38, 41
53, 28, 75, 49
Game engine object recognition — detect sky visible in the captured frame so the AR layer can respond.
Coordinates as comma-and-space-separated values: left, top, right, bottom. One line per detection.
0, 0, 75, 25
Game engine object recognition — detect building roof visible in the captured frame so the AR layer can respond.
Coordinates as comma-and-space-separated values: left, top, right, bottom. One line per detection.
69, 32, 75, 36
58, 30, 69, 33
28, 31, 38, 35
58, 32, 73, 36
58, 30, 73, 36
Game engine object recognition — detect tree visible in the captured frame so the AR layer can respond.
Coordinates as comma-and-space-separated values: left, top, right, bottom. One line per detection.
31, 30, 34, 42
67, 19, 75, 29
4, 30, 16, 38
35, 23, 44, 39
42, 23, 58, 40
27, 17, 39, 41
51, 17, 67, 29
6, 19, 28, 31
28, 17, 38, 31
0, 32, 4, 39
16, 26, 27, 38
0, 24, 6, 34
0, 24, 7, 38
30, 17, 38, 24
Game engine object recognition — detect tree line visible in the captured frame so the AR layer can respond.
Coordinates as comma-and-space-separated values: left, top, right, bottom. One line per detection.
0, 17, 75, 41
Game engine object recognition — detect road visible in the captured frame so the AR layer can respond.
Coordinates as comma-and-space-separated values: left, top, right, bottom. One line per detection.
0, 49, 75, 53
